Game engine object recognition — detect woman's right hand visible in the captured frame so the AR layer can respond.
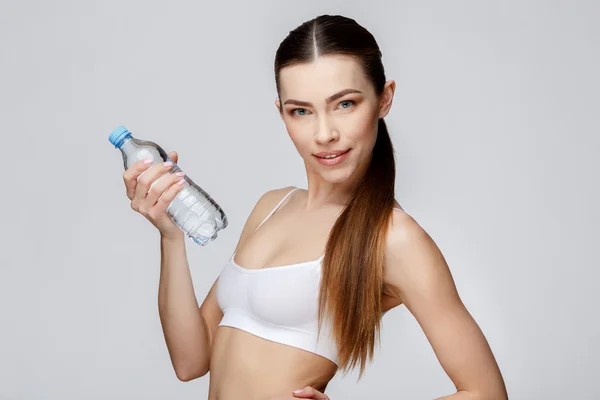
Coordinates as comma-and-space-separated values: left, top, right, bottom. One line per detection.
123, 151, 186, 239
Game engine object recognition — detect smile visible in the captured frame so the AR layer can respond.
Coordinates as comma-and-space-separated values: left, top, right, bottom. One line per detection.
313, 149, 351, 166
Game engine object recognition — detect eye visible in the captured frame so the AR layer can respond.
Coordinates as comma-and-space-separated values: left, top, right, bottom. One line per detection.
291, 108, 310, 116
338, 100, 355, 109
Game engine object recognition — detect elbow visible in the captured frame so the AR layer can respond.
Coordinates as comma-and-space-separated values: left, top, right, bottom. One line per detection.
171, 347, 211, 382
176, 367, 208, 382
174, 363, 209, 382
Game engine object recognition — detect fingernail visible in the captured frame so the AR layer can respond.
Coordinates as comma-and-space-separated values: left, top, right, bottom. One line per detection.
143, 159, 153, 165
293, 390, 303, 393
163, 161, 173, 167
175, 172, 185, 176
178, 178, 185, 185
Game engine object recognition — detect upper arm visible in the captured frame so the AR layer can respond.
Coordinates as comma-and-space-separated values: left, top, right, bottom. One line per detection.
198, 186, 297, 347
383, 212, 507, 399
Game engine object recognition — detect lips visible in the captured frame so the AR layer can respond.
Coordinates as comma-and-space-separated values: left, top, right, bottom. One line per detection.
312, 148, 352, 166
313, 149, 351, 159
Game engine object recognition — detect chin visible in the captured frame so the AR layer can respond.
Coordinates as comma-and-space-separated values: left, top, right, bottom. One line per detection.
322, 175, 350, 184
317, 166, 356, 184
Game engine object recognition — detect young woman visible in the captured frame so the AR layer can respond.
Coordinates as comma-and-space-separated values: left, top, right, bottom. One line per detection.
122, 15, 507, 400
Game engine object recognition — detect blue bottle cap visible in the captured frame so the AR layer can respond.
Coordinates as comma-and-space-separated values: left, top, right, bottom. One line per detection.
109, 126, 132, 148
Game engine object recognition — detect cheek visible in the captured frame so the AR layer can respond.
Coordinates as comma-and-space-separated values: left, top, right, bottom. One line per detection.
342, 108, 378, 144
285, 122, 311, 152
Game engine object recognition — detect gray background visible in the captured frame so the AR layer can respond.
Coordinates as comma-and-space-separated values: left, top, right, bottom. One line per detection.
1, 0, 598, 399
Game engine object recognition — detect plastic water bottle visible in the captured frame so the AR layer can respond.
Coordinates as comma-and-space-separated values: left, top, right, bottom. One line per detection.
109, 126, 227, 246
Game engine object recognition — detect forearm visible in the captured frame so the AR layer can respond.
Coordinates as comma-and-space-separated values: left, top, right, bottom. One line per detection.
157, 232, 210, 380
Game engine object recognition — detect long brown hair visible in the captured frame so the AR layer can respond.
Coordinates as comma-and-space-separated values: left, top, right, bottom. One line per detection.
274, 15, 396, 378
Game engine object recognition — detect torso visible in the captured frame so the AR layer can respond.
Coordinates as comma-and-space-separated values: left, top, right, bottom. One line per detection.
209, 327, 336, 399
208, 187, 404, 400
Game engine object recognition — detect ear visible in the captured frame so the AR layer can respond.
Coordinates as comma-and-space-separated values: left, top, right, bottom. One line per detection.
275, 97, 284, 120
378, 80, 396, 119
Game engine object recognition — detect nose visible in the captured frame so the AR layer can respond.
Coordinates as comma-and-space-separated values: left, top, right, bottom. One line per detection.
314, 115, 340, 144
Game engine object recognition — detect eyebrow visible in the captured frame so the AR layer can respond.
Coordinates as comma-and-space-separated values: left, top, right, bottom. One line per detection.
283, 88, 363, 107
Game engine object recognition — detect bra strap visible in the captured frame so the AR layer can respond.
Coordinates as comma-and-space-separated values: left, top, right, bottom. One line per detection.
253, 187, 299, 232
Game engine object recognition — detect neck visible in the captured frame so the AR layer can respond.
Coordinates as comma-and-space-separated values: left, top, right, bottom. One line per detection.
302, 151, 372, 211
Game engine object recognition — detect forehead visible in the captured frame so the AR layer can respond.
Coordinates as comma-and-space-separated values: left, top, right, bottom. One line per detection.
279, 54, 373, 102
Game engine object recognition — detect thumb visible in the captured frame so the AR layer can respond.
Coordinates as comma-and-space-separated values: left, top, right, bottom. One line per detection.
168, 151, 178, 164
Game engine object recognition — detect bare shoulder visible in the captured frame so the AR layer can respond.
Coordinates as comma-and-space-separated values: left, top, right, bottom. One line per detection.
233, 186, 297, 252
387, 207, 424, 249
383, 209, 457, 306
258, 186, 298, 209
250, 186, 297, 225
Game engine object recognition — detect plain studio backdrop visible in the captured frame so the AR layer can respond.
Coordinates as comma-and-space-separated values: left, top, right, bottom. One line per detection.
1, 0, 598, 399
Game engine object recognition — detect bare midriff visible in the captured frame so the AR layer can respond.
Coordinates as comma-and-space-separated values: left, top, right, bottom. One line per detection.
208, 326, 338, 400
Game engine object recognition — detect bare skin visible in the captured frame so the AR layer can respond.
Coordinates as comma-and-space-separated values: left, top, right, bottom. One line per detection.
201, 54, 402, 399
205, 187, 404, 400
122, 54, 506, 400
208, 187, 338, 400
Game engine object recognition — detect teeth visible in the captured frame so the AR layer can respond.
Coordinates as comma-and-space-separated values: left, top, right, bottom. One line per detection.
319, 153, 343, 159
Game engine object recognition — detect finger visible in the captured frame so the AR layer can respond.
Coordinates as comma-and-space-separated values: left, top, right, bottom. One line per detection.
145, 171, 185, 207
292, 387, 328, 399
122, 159, 153, 199
151, 174, 186, 215
167, 151, 178, 164
133, 161, 174, 205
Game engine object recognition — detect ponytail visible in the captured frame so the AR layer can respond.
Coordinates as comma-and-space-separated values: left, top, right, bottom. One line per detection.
318, 118, 396, 377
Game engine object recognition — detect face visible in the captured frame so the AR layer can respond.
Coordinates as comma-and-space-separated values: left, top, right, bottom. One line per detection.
276, 54, 395, 184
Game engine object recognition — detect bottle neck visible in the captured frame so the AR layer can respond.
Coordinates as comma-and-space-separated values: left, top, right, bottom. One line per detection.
119, 136, 136, 155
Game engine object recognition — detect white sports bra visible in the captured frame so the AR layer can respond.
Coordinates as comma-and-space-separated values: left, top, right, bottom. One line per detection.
215, 187, 405, 366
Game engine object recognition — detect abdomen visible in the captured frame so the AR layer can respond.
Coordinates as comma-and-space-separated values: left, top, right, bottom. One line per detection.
208, 326, 337, 400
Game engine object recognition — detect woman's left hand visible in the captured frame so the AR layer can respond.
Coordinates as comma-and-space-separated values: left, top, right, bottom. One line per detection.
292, 386, 329, 399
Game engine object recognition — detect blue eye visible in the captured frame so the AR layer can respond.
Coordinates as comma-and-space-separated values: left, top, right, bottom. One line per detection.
292, 108, 309, 116
338, 100, 355, 109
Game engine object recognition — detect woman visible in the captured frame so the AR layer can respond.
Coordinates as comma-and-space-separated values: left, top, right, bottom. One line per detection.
122, 15, 507, 400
